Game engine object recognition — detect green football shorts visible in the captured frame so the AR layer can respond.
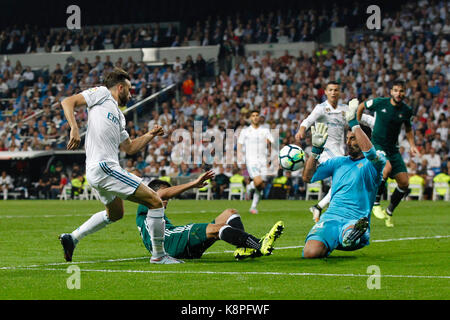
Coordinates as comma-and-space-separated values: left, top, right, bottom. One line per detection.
136, 216, 215, 259
373, 144, 407, 177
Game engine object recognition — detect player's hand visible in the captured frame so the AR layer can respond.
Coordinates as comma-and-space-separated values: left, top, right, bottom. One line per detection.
294, 130, 304, 142
67, 128, 81, 150
346, 98, 359, 128
311, 123, 328, 149
149, 125, 164, 137
346, 98, 359, 121
193, 170, 215, 188
410, 145, 420, 157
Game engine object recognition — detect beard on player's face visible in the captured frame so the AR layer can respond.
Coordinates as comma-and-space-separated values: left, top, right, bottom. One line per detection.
347, 142, 362, 158
118, 88, 130, 105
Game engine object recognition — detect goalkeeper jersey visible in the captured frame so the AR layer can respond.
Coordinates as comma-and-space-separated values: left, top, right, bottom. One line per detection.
311, 147, 386, 221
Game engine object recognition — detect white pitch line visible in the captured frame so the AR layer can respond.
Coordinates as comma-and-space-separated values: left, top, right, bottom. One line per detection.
0, 208, 311, 219
0, 235, 448, 271
4, 267, 450, 280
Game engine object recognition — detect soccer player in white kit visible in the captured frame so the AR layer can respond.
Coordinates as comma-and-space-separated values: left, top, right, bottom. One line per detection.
237, 110, 275, 214
59, 67, 182, 264
295, 82, 374, 222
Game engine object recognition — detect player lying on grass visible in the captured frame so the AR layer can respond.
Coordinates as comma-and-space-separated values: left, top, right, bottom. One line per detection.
301, 100, 387, 258
136, 170, 284, 261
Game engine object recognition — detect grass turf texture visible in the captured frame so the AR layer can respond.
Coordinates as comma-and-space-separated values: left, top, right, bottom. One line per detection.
0, 200, 449, 300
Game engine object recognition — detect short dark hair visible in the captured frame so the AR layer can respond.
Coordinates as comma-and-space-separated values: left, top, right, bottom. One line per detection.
103, 67, 130, 88
326, 81, 340, 88
250, 109, 260, 115
391, 80, 405, 89
148, 179, 172, 192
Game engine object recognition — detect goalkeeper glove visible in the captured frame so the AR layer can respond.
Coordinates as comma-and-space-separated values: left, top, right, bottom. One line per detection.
346, 98, 359, 129
311, 123, 328, 160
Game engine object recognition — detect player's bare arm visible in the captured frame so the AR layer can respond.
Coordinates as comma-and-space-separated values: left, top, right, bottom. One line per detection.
120, 125, 164, 155
356, 101, 366, 122
405, 125, 420, 156
302, 155, 318, 183
237, 142, 244, 164
156, 170, 215, 200
346, 99, 373, 152
61, 93, 88, 150
295, 125, 306, 141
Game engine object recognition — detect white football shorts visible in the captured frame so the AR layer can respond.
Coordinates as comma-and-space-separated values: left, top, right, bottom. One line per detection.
246, 161, 269, 180
86, 161, 143, 205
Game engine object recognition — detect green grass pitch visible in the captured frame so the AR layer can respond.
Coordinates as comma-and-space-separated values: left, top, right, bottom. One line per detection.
0, 199, 449, 300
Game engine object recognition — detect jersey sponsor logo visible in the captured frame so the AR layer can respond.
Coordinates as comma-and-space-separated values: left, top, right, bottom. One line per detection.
357, 163, 364, 168
107, 112, 120, 125
381, 108, 386, 113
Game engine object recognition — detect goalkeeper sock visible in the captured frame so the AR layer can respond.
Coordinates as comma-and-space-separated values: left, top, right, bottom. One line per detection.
219, 226, 261, 250
71, 210, 112, 244
387, 187, 409, 215
374, 179, 386, 206
226, 213, 245, 231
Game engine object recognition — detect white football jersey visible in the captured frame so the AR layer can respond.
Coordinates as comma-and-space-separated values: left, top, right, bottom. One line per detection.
300, 100, 374, 158
237, 125, 274, 164
81, 86, 129, 168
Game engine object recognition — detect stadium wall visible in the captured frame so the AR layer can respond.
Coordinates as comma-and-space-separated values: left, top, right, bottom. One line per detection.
244, 42, 317, 58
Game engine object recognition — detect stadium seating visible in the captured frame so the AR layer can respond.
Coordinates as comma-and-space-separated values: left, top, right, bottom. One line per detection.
0, 0, 448, 201
305, 181, 323, 200
226, 182, 245, 200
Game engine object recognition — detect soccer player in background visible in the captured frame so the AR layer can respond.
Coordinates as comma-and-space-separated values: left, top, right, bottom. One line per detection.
357, 80, 419, 227
237, 110, 275, 214
301, 100, 386, 258
59, 67, 183, 264
136, 170, 284, 260
295, 81, 375, 222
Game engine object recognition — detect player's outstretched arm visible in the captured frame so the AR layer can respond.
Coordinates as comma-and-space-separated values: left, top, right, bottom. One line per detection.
356, 100, 367, 122
346, 99, 373, 152
120, 125, 164, 155
156, 170, 215, 200
295, 107, 322, 141
61, 93, 87, 150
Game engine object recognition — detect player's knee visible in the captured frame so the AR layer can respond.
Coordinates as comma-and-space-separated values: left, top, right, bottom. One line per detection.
107, 210, 124, 222
398, 181, 409, 190
207, 223, 226, 239
144, 194, 164, 209
303, 243, 327, 259
223, 208, 238, 216
303, 248, 325, 259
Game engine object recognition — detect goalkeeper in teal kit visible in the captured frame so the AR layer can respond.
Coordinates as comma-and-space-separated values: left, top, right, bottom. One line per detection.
302, 99, 386, 258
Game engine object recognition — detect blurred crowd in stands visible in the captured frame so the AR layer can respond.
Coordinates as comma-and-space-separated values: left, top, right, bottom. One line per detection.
0, 0, 449, 200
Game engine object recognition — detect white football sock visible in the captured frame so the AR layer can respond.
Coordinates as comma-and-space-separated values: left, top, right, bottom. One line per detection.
71, 210, 111, 244
248, 181, 255, 191
318, 189, 332, 209
251, 188, 261, 209
145, 207, 166, 259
